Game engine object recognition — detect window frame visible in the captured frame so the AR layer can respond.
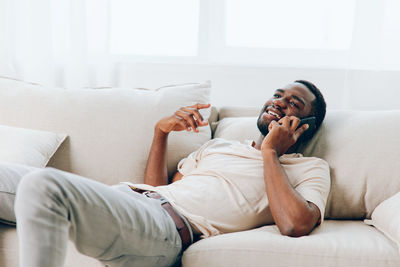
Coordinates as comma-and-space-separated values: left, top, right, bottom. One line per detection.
106, 0, 387, 70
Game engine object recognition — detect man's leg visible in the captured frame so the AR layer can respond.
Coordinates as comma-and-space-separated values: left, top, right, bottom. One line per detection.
15, 168, 182, 267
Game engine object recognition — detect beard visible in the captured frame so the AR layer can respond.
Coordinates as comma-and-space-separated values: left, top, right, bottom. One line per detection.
257, 111, 269, 136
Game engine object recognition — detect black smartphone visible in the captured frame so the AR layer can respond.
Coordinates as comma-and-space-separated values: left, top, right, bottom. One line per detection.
297, 116, 316, 141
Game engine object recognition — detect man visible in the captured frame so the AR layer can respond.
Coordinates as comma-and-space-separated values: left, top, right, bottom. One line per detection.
13, 80, 329, 267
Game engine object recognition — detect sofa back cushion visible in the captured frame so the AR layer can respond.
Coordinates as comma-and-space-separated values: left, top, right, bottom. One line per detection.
303, 110, 400, 219
0, 77, 211, 184
213, 107, 400, 220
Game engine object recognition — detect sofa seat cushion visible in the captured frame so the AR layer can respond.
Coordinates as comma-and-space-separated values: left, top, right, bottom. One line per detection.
3, 221, 399, 266
182, 220, 400, 267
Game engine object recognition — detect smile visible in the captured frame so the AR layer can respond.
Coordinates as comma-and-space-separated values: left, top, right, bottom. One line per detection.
267, 110, 282, 119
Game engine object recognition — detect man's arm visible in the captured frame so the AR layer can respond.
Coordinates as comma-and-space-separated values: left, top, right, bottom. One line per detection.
261, 116, 320, 237
144, 103, 210, 186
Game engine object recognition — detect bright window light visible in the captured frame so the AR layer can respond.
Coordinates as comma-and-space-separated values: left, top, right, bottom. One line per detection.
225, 0, 356, 50
110, 0, 199, 56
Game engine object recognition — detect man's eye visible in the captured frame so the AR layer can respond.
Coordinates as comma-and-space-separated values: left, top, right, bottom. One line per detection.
273, 94, 281, 98
289, 101, 299, 108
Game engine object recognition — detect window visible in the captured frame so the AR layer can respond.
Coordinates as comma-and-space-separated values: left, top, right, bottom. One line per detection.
107, 0, 400, 70
225, 0, 356, 50
110, 0, 199, 56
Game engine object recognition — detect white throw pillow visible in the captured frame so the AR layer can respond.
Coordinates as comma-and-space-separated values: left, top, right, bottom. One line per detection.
364, 192, 400, 253
0, 125, 66, 167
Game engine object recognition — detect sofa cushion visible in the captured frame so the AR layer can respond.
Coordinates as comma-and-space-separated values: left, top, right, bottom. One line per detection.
364, 191, 400, 253
0, 162, 38, 225
0, 125, 66, 167
0, 77, 211, 184
3, 220, 399, 266
182, 220, 400, 267
213, 117, 259, 142
213, 109, 400, 220
218, 106, 260, 120
303, 110, 400, 219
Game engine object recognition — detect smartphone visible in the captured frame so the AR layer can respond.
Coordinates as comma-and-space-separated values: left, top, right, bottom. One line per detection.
297, 116, 316, 141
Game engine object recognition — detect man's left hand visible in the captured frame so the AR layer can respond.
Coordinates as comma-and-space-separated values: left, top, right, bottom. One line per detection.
261, 116, 309, 157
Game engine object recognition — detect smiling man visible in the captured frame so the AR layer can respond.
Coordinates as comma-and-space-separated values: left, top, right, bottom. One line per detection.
13, 79, 330, 267
253, 80, 328, 236
143, 79, 329, 239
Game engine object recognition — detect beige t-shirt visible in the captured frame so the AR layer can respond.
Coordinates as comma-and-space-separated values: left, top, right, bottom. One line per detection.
129, 138, 330, 237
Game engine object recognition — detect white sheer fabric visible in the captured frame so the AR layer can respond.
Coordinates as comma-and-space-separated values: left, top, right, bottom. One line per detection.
0, 0, 400, 107
0, 0, 113, 88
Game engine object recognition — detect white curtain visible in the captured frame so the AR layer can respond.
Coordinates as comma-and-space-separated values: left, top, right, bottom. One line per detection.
0, 0, 113, 88
1, 0, 400, 106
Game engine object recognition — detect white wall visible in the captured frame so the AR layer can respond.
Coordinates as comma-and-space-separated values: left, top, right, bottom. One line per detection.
115, 62, 400, 110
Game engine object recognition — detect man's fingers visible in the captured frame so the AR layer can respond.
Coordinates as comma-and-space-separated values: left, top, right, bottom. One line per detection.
169, 103, 210, 132
174, 115, 190, 130
268, 120, 279, 131
175, 110, 198, 131
280, 116, 290, 128
181, 107, 207, 126
289, 116, 301, 131
189, 103, 211, 110
294, 124, 309, 140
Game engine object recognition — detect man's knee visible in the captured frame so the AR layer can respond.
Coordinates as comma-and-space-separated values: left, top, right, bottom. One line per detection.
17, 168, 63, 193
15, 168, 67, 213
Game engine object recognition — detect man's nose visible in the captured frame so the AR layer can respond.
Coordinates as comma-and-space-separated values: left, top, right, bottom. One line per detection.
272, 98, 286, 109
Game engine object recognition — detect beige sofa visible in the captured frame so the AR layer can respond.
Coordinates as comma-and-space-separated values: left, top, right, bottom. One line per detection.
1, 77, 400, 266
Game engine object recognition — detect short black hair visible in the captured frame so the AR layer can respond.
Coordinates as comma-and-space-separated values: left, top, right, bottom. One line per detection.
294, 80, 326, 130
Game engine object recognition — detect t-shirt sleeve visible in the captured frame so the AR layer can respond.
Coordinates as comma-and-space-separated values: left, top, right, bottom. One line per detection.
177, 150, 198, 175
294, 158, 331, 225
177, 139, 216, 176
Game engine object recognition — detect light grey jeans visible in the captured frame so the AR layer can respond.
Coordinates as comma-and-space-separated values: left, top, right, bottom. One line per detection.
14, 168, 182, 267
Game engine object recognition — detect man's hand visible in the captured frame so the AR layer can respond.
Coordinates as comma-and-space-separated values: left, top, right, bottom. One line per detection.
145, 103, 210, 186
156, 103, 210, 134
261, 116, 309, 156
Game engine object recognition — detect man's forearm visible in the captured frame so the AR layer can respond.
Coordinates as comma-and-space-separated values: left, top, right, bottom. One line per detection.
144, 103, 210, 186
262, 149, 318, 236
144, 127, 169, 186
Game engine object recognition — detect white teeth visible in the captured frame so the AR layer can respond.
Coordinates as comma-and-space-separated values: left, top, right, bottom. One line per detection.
268, 110, 281, 119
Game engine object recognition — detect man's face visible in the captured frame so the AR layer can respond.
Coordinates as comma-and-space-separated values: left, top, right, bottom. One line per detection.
257, 82, 316, 136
